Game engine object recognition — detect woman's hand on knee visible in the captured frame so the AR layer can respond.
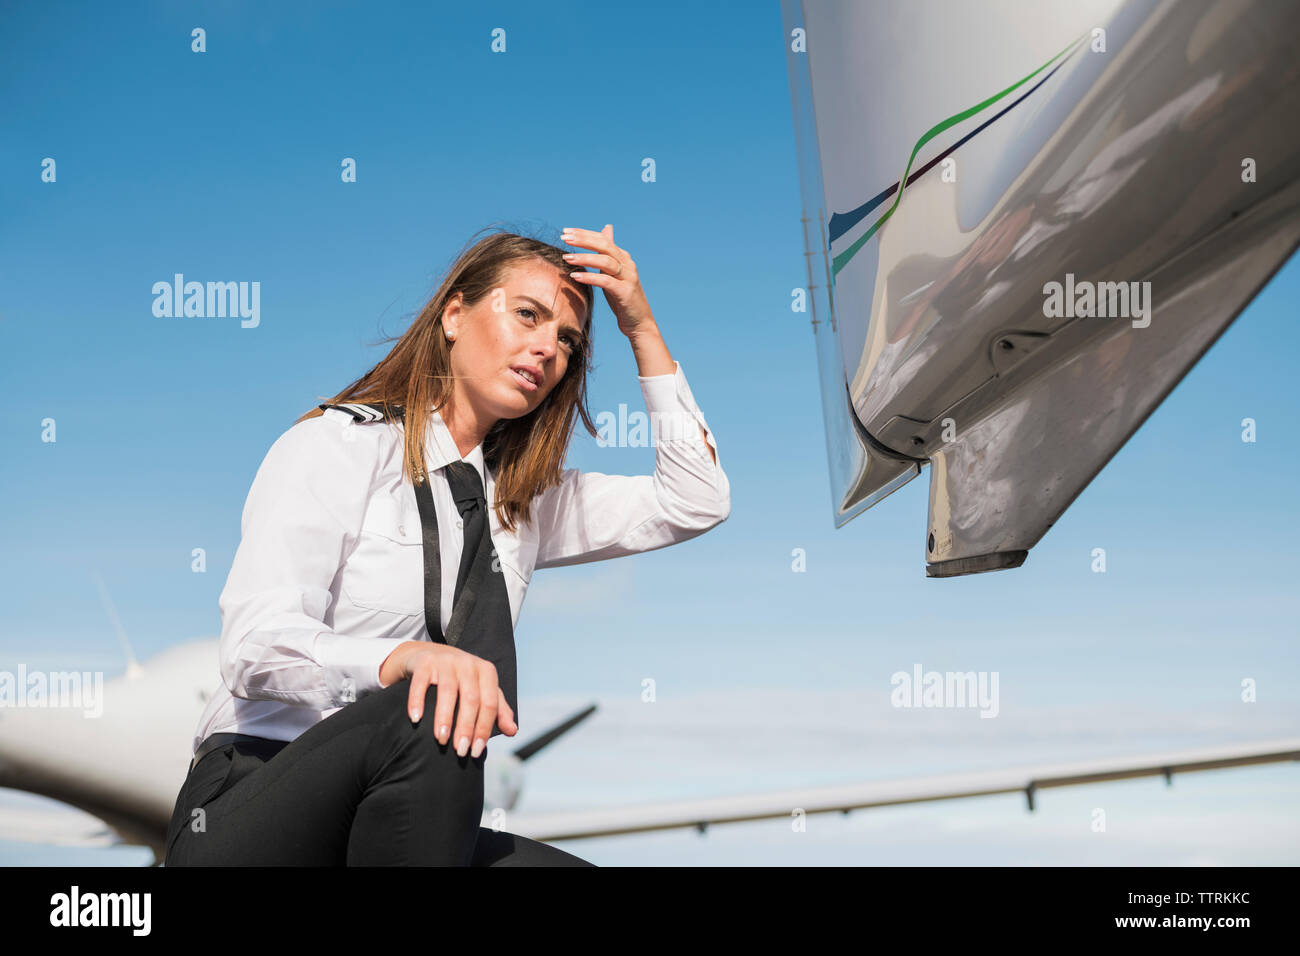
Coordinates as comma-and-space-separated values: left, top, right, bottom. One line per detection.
383, 643, 517, 757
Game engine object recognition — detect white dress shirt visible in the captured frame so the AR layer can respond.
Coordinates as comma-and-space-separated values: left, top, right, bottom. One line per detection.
192, 360, 730, 754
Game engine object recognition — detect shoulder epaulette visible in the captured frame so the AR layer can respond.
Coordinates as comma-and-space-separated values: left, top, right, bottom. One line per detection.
318, 402, 405, 423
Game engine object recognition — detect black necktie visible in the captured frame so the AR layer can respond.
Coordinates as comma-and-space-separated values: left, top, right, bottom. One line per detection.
412, 459, 518, 737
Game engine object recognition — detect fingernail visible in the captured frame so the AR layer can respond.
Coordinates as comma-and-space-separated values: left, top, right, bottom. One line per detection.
410, 708, 420, 722
438, 724, 449, 743
456, 736, 469, 757
471, 738, 485, 759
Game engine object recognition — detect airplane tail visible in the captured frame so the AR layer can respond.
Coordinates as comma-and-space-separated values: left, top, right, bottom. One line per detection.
511, 704, 597, 762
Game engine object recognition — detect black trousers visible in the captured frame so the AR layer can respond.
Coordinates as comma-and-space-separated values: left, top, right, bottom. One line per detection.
164, 677, 594, 866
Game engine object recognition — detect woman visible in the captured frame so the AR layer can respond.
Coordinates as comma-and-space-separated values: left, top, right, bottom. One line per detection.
164, 225, 730, 866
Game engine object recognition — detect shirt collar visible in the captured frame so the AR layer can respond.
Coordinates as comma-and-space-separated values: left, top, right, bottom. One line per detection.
424, 407, 489, 493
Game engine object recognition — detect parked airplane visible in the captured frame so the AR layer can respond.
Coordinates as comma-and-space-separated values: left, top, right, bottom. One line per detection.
781, 0, 1300, 575
2, 640, 1297, 862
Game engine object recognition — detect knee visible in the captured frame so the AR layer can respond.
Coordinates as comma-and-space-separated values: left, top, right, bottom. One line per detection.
380, 678, 471, 760
377, 676, 441, 723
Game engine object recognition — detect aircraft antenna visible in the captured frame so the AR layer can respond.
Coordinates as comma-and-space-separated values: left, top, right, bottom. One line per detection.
94, 571, 144, 680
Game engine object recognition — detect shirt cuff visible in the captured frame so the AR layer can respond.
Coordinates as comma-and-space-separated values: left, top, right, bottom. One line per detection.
314, 633, 410, 705
638, 360, 717, 451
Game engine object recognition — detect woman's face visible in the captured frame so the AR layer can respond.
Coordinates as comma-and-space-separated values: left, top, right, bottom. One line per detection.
442, 258, 588, 426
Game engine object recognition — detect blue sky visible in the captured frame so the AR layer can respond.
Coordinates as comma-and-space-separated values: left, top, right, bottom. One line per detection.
1, 0, 1297, 865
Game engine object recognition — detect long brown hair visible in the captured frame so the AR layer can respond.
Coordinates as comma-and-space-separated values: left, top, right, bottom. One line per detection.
296, 227, 597, 533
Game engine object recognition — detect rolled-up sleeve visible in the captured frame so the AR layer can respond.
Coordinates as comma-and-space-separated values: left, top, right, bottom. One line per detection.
533, 360, 731, 570
218, 419, 407, 709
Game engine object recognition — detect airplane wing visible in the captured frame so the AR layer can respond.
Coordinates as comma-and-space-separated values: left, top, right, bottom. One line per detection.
782, 0, 1300, 575
486, 737, 1300, 842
